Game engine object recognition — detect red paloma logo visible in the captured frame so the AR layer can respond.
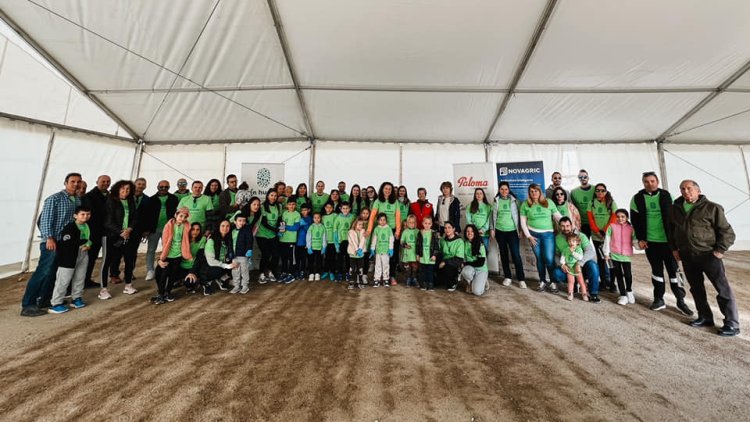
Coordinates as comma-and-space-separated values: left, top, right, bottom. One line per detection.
457, 176, 488, 188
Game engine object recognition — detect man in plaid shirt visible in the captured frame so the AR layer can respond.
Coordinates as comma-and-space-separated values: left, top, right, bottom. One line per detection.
21, 172, 82, 317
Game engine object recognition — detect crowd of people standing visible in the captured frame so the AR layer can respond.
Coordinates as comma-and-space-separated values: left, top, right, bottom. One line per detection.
19, 169, 740, 337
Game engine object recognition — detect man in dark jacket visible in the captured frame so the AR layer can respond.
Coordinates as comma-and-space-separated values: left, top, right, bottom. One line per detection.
142, 180, 178, 281
82, 174, 110, 286
630, 171, 692, 315
671, 180, 739, 337
218, 174, 239, 219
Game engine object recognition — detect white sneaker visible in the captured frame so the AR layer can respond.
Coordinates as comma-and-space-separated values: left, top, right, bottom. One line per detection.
240, 286, 250, 294
268, 272, 277, 282
627, 292, 635, 304
230, 285, 241, 294
98, 288, 112, 300
123, 285, 138, 295
502, 278, 512, 287
258, 274, 268, 284
145, 270, 155, 281
308, 274, 315, 281
314, 273, 321, 281
617, 295, 628, 305
518, 281, 527, 289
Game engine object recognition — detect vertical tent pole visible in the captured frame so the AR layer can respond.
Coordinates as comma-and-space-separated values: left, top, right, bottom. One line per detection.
398, 143, 403, 186
222, 144, 228, 180
484, 142, 490, 162
740, 145, 750, 195
657, 141, 669, 190
130, 140, 144, 179
22, 130, 55, 273
308, 138, 316, 190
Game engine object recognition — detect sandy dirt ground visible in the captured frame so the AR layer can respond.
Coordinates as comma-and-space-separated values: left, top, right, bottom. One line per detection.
0, 253, 749, 421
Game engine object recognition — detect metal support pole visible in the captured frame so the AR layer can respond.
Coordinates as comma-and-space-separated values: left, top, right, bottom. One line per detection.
130, 141, 144, 180
740, 145, 750, 196
657, 141, 669, 190
484, 142, 490, 162
22, 130, 55, 273
222, 144, 228, 180
308, 138, 316, 190
398, 143, 403, 186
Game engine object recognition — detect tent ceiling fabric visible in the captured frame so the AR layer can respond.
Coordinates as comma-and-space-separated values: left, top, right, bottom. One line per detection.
0, 0, 749, 143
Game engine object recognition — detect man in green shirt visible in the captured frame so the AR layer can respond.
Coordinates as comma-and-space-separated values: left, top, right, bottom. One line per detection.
178, 181, 214, 230
570, 169, 594, 237
338, 181, 349, 203
630, 171, 692, 315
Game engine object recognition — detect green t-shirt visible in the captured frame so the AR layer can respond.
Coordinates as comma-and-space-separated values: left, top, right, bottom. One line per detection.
308, 224, 326, 250
418, 230, 435, 265
373, 225, 393, 254
280, 210, 301, 244
630, 192, 671, 242
311, 193, 330, 214
590, 199, 617, 241
178, 195, 214, 226
256, 204, 281, 239
296, 196, 309, 209
373, 199, 399, 229
400, 228, 418, 263
440, 237, 465, 260
495, 198, 517, 232
157, 195, 169, 231
322, 213, 336, 242
556, 201, 571, 219
340, 193, 350, 203
520, 201, 558, 231
467, 202, 491, 233
174, 191, 190, 201
181, 237, 206, 269
120, 200, 130, 230
77, 223, 92, 248
555, 232, 590, 256
683, 201, 694, 213
334, 213, 355, 244
204, 238, 227, 263
397, 200, 409, 223
210, 194, 220, 210
464, 241, 488, 272
168, 224, 184, 258
570, 186, 595, 226
561, 246, 583, 269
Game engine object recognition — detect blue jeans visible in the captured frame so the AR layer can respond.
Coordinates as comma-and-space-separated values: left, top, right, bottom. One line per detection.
22, 243, 58, 308
529, 230, 555, 282
553, 260, 600, 295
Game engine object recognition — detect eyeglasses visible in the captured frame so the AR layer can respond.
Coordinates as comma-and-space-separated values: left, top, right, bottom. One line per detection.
555, 193, 565, 196
578, 176, 588, 180
552, 177, 561, 180
157, 186, 169, 190
178, 183, 187, 187
595, 189, 606, 193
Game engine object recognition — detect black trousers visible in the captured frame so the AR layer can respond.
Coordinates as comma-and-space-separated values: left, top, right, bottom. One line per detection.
295, 245, 308, 275
85, 234, 104, 282
308, 250, 323, 274
682, 253, 739, 328
645, 241, 685, 301
593, 240, 611, 286
337, 241, 350, 275
155, 257, 182, 296
102, 236, 136, 287
280, 242, 295, 273
324, 244, 337, 273
495, 229, 525, 281
612, 260, 632, 295
437, 264, 459, 289
257, 236, 279, 274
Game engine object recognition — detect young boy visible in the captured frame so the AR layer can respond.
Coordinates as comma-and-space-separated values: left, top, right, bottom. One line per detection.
334, 202, 356, 281
295, 203, 312, 280
230, 214, 253, 294
370, 213, 394, 288
279, 200, 301, 283
49, 206, 92, 314
306, 212, 327, 281
416, 217, 440, 291
321, 202, 337, 280
400, 215, 420, 287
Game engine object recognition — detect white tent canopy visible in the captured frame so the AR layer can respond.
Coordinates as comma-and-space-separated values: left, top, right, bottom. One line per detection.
1, 0, 750, 273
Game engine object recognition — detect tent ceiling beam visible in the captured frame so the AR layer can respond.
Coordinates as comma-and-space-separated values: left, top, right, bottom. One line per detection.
87, 85, 296, 94
144, 137, 308, 146
0, 111, 136, 143
657, 59, 750, 142
266, 0, 315, 140
0, 8, 142, 141
482, 0, 558, 142
489, 139, 651, 145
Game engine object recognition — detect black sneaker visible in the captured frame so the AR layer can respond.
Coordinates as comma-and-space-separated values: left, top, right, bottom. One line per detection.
590, 295, 601, 303
214, 279, 228, 291
202, 285, 214, 296
153, 296, 166, 305
448, 284, 457, 292
20, 306, 47, 317
186, 288, 197, 294
649, 299, 666, 311
164, 294, 176, 302
676, 301, 694, 316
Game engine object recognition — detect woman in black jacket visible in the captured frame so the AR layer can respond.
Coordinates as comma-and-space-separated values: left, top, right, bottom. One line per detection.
100, 180, 138, 300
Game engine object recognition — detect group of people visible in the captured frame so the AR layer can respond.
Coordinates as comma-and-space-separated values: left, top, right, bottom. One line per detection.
19, 169, 741, 337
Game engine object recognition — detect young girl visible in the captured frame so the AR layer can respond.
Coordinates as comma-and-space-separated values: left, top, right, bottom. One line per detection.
467, 188, 492, 250
322, 202, 338, 280
358, 207, 372, 284
306, 212, 327, 280
560, 233, 589, 301
347, 219, 368, 289
256, 189, 281, 284
603, 209, 638, 305
295, 204, 312, 280
334, 202, 355, 281
438, 222, 464, 291
400, 214, 419, 287
154, 207, 193, 304
367, 182, 401, 285
588, 183, 617, 292
370, 213, 394, 288
416, 217, 440, 291
279, 200, 301, 283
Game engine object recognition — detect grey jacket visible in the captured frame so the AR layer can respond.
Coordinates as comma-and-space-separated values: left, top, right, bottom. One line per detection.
671, 195, 735, 255
490, 194, 520, 232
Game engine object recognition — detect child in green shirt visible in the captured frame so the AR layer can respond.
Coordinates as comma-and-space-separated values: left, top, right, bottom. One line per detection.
334, 202, 356, 281
279, 200, 301, 283
306, 212, 327, 281
370, 213, 394, 288
560, 233, 589, 302
400, 215, 419, 287
322, 202, 337, 281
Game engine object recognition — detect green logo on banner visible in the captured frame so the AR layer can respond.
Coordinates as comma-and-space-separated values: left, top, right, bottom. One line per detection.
257, 168, 271, 189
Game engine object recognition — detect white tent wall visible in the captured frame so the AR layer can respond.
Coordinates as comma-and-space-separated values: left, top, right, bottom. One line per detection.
0, 119, 49, 273
663, 144, 750, 250
314, 141, 399, 192
138, 144, 225, 190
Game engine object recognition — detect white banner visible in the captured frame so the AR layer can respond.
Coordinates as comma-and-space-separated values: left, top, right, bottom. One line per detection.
452, 162, 498, 273
241, 163, 285, 198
